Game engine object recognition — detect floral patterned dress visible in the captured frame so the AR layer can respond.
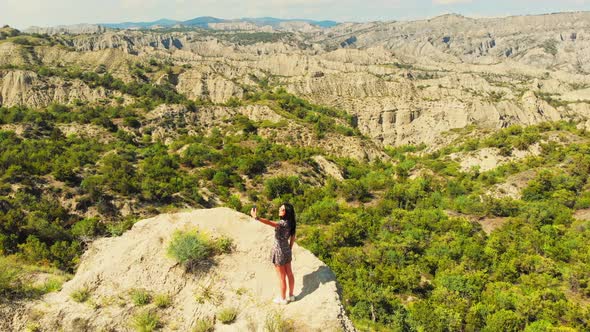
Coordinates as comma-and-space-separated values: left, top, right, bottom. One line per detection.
271, 219, 292, 266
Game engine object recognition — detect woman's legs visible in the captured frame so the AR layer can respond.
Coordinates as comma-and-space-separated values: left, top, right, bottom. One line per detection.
285, 262, 295, 297
274, 265, 287, 299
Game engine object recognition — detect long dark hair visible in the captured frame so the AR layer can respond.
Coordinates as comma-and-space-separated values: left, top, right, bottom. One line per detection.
282, 202, 296, 236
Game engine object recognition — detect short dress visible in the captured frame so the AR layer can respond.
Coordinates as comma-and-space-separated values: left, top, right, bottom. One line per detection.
271, 219, 292, 266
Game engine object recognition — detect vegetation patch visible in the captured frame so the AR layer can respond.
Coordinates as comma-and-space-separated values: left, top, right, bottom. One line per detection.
0, 64, 589, 331
131, 310, 161, 332
264, 311, 296, 332
167, 230, 212, 270
70, 287, 91, 303
130, 288, 152, 306
194, 280, 224, 305
193, 317, 215, 332
217, 307, 238, 324
153, 293, 172, 308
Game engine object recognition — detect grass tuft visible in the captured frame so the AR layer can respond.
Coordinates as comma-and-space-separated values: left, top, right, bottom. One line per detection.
154, 293, 172, 308
264, 311, 296, 332
193, 317, 215, 332
217, 307, 238, 324
130, 288, 152, 306
131, 310, 160, 332
70, 287, 91, 303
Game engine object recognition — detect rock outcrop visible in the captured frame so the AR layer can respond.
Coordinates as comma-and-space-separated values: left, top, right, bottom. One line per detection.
0, 70, 121, 108
9, 208, 354, 332
25, 24, 108, 35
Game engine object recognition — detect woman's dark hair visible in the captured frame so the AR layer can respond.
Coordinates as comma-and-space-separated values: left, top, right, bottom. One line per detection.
282, 202, 296, 236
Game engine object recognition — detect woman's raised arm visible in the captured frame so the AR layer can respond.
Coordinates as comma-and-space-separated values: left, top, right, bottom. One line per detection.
250, 208, 277, 228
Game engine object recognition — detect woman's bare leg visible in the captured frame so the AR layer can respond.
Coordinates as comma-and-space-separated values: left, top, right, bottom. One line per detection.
274, 265, 287, 299
285, 262, 294, 297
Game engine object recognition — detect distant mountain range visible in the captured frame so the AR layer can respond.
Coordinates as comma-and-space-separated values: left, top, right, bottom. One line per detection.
100, 16, 340, 29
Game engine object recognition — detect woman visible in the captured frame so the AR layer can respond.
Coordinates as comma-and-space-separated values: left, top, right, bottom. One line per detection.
251, 203, 296, 305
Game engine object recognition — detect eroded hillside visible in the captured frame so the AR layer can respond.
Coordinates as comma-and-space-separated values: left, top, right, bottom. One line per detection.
2, 12, 590, 148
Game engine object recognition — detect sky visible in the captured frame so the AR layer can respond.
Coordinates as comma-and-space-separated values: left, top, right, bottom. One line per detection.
1, 0, 590, 29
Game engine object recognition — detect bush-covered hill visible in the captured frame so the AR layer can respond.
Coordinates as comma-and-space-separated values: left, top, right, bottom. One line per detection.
2, 89, 590, 331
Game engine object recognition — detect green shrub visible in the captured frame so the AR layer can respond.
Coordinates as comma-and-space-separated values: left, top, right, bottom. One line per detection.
0, 257, 23, 298
574, 191, 590, 209
70, 287, 91, 303
17, 236, 50, 264
131, 289, 152, 306
482, 309, 524, 332
50, 240, 81, 271
227, 195, 243, 211
154, 294, 171, 308
106, 217, 137, 237
264, 176, 301, 199
299, 197, 340, 225
339, 179, 371, 202
237, 156, 266, 177
71, 217, 105, 238
131, 310, 160, 332
194, 317, 215, 332
167, 230, 211, 268
217, 307, 238, 324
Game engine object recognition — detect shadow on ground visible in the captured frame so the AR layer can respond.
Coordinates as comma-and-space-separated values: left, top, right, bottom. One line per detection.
298, 265, 337, 300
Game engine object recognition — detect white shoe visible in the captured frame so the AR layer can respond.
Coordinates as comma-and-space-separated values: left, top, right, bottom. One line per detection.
288, 295, 296, 302
273, 297, 288, 305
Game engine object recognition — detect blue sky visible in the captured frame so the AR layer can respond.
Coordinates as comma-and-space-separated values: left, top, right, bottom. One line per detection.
2, 0, 590, 29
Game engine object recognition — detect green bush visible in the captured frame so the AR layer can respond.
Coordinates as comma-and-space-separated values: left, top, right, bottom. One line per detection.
71, 217, 105, 238
17, 236, 50, 264
0, 257, 23, 298
339, 179, 371, 202
482, 309, 524, 332
264, 176, 301, 199
167, 230, 211, 268
574, 191, 590, 209
299, 197, 340, 225
131, 310, 160, 332
217, 307, 238, 324
227, 194, 243, 211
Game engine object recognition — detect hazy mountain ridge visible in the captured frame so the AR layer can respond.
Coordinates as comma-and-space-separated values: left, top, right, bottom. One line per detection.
24, 16, 340, 34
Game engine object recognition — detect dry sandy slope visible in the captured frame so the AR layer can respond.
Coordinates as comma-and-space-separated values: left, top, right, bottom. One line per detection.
15, 208, 354, 332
